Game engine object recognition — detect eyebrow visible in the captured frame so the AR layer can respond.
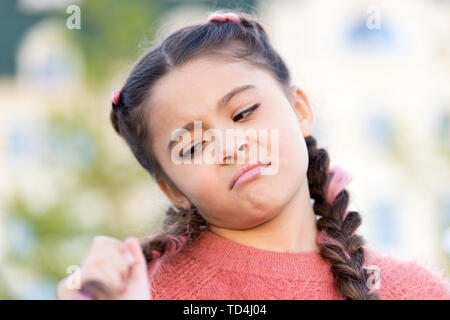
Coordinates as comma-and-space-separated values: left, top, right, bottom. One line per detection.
167, 84, 256, 151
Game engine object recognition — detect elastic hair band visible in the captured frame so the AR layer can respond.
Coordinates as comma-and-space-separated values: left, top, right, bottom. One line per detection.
111, 89, 121, 105
207, 12, 241, 24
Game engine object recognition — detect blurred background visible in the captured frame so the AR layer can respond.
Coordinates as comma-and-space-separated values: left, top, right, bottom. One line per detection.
0, 0, 449, 299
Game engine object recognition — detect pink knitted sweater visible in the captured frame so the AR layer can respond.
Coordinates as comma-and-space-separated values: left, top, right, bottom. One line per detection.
148, 230, 450, 300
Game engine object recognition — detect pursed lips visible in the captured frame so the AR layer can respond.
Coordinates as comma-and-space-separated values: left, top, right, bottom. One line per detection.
229, 161, 271, 190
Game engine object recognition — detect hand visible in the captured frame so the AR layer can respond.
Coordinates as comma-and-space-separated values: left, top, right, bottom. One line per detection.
57, 236, 151, 300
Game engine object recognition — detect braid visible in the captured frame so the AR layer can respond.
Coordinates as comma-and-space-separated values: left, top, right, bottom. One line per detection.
140, 205, 208, 263
306, 135, 380, 300
110, 101, 121, 135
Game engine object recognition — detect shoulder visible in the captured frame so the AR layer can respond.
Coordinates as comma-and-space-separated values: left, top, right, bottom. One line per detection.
147, 246, 222, 300
364, 246, 450, 300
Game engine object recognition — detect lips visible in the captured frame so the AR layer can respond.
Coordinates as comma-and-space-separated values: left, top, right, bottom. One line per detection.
229, 161, 271, 190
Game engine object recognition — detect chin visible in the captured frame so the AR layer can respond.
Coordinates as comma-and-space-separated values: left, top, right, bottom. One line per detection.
243, 198, 283, 224
239, 211, 279, 230
242, 182, 275, 210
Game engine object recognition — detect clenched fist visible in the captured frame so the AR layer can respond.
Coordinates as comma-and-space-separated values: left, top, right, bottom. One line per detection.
57, 236, 151, 300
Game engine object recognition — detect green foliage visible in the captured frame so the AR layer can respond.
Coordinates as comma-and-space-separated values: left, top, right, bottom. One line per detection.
64, 0, 163, 83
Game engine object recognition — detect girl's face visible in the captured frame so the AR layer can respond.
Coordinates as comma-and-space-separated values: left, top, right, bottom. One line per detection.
146, 56, 314, 230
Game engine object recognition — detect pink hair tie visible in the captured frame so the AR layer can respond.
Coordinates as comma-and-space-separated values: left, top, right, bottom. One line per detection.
325, 165, 353, 205
317, 230, 351, 260
326, 165, 354, 222
111, 89, 121, 105
207, 12, 241, 24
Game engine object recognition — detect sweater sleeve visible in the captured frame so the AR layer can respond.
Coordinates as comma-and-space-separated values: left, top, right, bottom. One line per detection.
366, 247, 450, 300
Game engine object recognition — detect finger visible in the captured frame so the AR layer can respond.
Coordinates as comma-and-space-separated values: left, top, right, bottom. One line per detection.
86, 236, 134, 274
81, 266, 120, 294
91, 236, 132, 258
81, 247, 131, 293
90, 236, 133, 262
124, 237, 148, 284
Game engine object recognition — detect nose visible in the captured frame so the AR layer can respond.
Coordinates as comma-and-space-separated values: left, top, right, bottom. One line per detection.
223, 138, 248, 164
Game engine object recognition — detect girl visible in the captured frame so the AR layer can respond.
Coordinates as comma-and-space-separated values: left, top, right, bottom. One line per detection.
57, 11, 450, 300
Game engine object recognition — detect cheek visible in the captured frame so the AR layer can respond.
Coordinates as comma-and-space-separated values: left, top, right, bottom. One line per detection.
172, 164, 220, 201
269, 110, 308, 175
279, 129, 307, 168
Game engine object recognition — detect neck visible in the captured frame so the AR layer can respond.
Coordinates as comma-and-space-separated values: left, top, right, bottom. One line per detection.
209, 178, 320, 253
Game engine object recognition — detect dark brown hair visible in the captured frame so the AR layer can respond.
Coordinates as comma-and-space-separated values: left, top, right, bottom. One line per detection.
81, 11, 379, 300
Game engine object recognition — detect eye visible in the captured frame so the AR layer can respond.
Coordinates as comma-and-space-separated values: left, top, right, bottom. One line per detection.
232, 103, 260, 122
181, 141, 204, 159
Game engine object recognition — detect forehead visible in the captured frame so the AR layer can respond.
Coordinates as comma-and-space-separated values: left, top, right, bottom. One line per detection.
150, 57, 271, 113
147, 57, 276, 139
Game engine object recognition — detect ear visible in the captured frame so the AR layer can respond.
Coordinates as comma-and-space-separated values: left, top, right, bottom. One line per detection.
288, 85, 314, 137
157, 179, 190, 209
